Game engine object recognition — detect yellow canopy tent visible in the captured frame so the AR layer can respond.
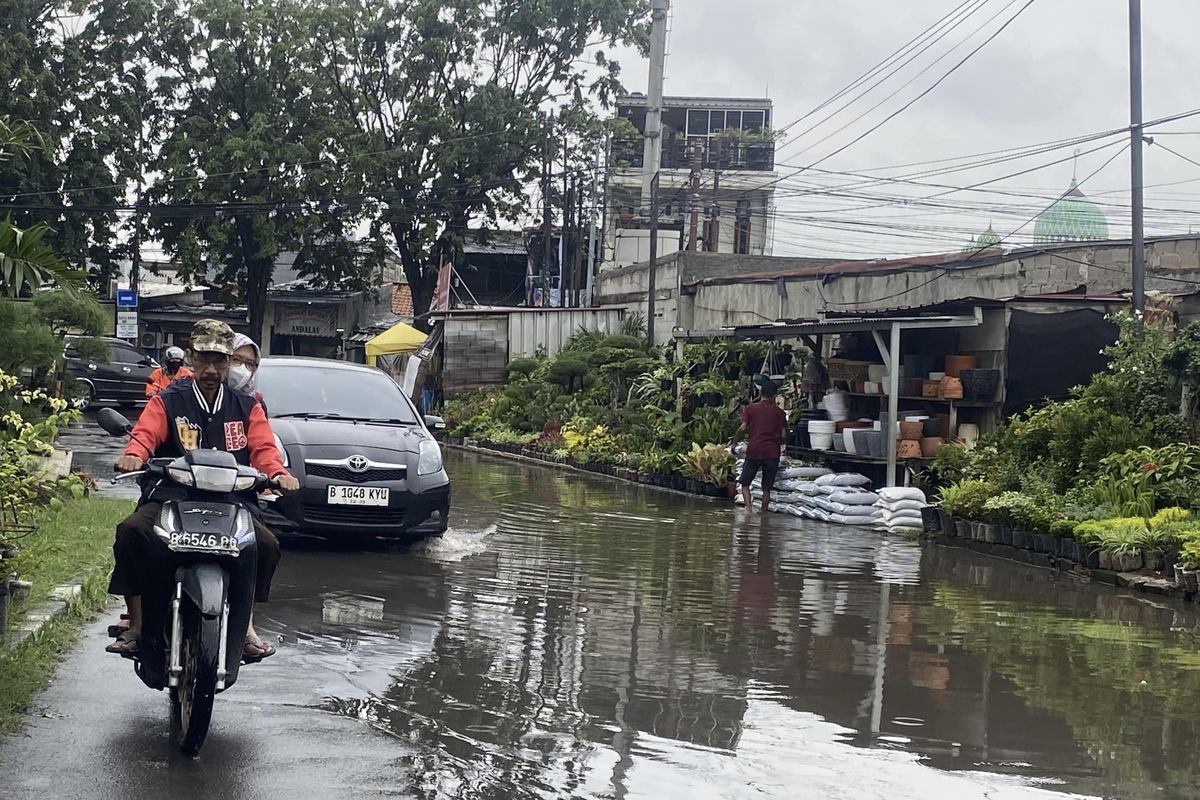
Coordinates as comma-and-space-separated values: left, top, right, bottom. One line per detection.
365, 321, 427, 367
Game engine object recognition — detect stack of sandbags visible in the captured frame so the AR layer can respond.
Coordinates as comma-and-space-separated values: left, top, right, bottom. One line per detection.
872, 486, 928, 534
811, 473, 878, 526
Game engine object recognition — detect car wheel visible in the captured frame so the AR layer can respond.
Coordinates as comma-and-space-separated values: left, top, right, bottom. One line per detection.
75, 383, 96, 411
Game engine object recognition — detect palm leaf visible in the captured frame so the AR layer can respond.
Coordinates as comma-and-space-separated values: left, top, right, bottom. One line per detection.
0, 216, 82, 297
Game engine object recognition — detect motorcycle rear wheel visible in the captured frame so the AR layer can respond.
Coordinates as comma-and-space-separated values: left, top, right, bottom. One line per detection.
169, 600, 221, 756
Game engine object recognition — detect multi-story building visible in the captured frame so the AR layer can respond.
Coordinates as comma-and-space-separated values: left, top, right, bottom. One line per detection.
605, 95, 778, 269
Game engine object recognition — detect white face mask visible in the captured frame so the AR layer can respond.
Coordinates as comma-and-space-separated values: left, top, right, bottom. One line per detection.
228, 363, 255, 392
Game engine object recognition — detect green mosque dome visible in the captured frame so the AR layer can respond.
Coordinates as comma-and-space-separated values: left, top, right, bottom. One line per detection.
1033, 179, 1109, 243
971, 223, 1002, 249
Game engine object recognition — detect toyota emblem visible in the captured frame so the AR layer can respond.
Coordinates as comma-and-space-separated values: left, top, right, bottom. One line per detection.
346, 455, 369, 473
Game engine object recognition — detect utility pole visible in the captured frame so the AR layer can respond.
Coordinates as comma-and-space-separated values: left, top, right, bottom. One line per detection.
565, 175, 576, 308
541, 116, 553, 308
687, 139, 702, 251
709, 170, 721, 252
641, 0, 669, 212
1129, 0, 1146, 334
130, 86, 144, 299
585, 144, 601, 307
646, 173, 660, 346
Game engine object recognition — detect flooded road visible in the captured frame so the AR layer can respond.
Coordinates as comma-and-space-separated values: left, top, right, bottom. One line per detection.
5, 445, 1200, 799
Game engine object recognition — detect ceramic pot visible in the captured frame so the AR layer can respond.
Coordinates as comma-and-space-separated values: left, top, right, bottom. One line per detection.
920, 436, 945, 458
941, 376, 964, 400
899, 421, 924, 441
897, 439, 922, 459
921, 380, 940, 398
866, 431, 885, 457
960, 368, 1001, 401
944, 355, 978, 378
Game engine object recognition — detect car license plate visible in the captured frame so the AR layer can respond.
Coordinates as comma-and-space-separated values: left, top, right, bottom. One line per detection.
168, 531, 238, 554
327, 485, 390, 506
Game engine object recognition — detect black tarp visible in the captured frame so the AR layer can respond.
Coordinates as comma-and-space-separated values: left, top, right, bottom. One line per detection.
1004, 308, 1118, 416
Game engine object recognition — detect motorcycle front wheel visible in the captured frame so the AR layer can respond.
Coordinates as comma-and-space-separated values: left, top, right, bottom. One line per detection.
169, 599, 221, 756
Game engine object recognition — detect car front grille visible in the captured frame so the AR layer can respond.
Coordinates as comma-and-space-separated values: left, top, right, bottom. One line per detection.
302, 504, 406, 527
305, 464, 406, 483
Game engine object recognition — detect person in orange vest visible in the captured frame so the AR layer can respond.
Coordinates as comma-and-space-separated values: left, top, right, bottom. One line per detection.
144, 346, 193, 398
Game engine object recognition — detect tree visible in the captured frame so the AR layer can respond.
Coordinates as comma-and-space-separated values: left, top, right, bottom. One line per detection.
144, 0, 362, 342
303, 0, 650, 324
0, 1, 131, 281
0, 117, 82, 296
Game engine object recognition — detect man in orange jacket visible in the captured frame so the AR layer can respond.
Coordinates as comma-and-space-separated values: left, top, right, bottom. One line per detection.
108, 320, 299, 659
144, 346, 193, 398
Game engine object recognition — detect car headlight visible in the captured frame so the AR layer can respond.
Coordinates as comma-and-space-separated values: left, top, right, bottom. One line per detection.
417, 439, 443, 476
273, 433, 289, 467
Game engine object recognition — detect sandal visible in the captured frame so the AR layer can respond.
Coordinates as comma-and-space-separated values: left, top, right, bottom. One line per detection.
242, 634, 276, 664
107, 619, 131, 638
105, 629, 140, 655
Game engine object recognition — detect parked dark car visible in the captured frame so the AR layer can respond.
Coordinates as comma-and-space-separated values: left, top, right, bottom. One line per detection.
255, 357, 451, 541
65, 336, 159, 408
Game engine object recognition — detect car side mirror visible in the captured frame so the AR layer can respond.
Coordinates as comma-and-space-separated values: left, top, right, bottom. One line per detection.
96, 408, 133, 437
138, 358, 155, 367
424, 415, 446, 431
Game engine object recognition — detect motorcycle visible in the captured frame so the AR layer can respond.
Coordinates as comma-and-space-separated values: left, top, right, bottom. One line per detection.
97, 407, 279, 755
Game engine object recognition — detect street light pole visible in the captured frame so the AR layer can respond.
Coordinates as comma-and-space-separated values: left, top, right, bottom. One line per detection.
1129, 0, 1146, 334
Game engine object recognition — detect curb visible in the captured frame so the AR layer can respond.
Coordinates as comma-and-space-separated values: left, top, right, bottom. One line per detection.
447, 442, 732, 504
1, 575, 87, 656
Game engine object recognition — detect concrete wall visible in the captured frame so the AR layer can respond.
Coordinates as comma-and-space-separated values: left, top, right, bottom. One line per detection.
595, 238, 1200, 336
442, 316, 509, 398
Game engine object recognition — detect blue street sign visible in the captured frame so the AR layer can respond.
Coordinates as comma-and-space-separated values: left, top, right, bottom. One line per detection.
116, 290, 138, 308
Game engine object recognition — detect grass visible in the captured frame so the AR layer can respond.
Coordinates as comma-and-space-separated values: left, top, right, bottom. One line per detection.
0, 496, 131, 735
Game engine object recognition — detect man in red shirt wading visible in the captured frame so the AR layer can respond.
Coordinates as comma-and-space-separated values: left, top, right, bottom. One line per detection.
730, 381, 788, 513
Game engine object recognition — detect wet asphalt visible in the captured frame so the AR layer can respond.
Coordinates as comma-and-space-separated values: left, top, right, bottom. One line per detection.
5, 415, 1200, 799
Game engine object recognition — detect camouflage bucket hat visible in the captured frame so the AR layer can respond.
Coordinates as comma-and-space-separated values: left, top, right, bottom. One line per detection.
190, 318, 235, 355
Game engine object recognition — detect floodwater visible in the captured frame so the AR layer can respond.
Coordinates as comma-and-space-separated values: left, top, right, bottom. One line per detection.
252, 450, 1200, 800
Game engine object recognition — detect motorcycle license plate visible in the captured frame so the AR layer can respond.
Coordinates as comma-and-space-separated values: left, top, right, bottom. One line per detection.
327, 485, 390, 506
168, 531, 238, 554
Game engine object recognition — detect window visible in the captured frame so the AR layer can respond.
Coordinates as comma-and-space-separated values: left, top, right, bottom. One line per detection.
112, 344, 144, 364
725, 110, 741, 132
708, 110, 726, 134
742, 111, 765, 133
257, 363, 419, 423
686, 110, 708, 137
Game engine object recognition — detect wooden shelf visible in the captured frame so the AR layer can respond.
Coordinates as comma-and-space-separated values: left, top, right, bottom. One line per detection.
843, 391, 999, 409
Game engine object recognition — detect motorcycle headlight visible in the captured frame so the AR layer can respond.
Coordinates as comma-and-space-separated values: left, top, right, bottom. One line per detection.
273, 433, 289, 467
417, 439, 443, 476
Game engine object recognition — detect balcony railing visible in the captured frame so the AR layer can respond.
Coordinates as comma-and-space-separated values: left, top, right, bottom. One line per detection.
611, 136, 775, 172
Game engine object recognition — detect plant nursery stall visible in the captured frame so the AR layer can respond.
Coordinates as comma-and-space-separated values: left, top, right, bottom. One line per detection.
679, 294, 1122, 488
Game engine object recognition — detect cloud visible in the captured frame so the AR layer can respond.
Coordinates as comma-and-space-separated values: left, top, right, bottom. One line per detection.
606, 0, 1200, 257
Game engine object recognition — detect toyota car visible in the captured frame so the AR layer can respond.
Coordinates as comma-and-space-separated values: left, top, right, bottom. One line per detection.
255, 357, 450, 541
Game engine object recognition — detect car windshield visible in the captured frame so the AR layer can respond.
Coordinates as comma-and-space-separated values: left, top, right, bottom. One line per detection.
256, 362, 419, 424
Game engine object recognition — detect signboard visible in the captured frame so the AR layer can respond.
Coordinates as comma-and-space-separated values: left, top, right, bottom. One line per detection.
115, 311, 139, 339
274, 304, 338, 338
116, 290, 138, 309
433, 261, 452, 311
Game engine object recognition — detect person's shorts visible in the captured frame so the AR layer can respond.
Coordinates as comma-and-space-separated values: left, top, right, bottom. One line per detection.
739, 457, 781, 488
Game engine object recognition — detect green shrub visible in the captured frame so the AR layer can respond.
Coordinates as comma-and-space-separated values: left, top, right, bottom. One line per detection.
938, 479, 997, 519
1050, 518, 1079, 538
982, 491, 1052, 533
506, 357, 541, 380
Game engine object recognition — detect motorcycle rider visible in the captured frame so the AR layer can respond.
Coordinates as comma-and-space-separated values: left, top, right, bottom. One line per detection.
107, 319, 300, 657
144, 345, 193, 398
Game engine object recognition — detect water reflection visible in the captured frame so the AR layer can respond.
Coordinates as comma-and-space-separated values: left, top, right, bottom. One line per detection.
267, 451, 1200, 799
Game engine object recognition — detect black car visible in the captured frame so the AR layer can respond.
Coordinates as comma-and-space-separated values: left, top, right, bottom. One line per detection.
255, 357, 451, 541
65, 336, 159, 408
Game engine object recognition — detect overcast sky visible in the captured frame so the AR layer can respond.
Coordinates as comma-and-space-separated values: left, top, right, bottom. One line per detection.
603, 0, 1200, 259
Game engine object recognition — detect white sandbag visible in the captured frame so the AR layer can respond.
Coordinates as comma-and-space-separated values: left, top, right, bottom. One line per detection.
776, 479, 818, 493
875, 499, 927, 513
876, 487, 927, 503
815, 472, 872, 487
830, 490, 879, 506
782, 466, 833, 479
876, 512, 924, 527
829, 513, 877, 527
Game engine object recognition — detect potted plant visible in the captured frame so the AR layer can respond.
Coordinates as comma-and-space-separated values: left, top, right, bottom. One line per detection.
1178, 538, 1200, 592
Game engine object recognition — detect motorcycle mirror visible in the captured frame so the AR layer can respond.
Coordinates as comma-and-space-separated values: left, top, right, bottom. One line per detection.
423, 414, 446, 431
96, 407, 133, 437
